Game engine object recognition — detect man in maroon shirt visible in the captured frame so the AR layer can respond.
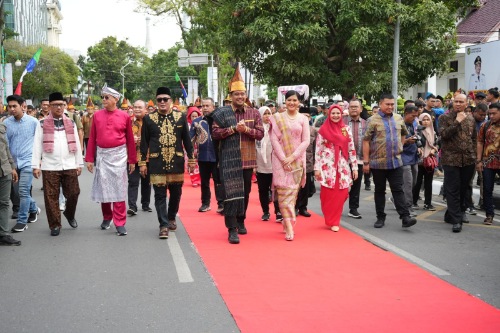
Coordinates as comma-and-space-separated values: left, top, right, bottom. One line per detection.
85, 86, 136, 236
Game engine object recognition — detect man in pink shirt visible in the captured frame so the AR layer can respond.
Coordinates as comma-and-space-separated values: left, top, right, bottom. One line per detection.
85, 86, 137, 236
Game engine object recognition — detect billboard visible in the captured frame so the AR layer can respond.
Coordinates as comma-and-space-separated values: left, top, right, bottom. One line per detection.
465, 40, 500, 93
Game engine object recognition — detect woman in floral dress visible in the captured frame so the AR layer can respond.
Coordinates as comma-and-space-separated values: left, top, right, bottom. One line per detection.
314, 104, 358, 232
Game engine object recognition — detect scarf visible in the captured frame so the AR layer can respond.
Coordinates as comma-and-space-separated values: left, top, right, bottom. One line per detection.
258, 106, 271, 163
209, 106, 245, 217
318, 105, 349, 168
418, 113, 435, 158
43, 113, 77, 153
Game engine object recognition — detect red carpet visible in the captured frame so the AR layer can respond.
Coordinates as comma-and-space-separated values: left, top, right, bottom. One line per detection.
179, 177, 500, 332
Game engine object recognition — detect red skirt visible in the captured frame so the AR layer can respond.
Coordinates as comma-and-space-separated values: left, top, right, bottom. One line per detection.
320, 183, 348, 227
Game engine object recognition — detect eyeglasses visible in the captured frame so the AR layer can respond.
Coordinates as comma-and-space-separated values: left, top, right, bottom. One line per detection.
50, 103, 64, 108
101, 95, 111, 100
156, 97, 171, 103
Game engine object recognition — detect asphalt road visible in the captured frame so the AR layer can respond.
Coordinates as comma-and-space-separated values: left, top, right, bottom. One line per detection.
1, 170, 499, 332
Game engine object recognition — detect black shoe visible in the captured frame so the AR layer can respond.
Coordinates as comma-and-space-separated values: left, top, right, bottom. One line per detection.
50, 227, 60, 236
11, 223, 28, 233
116, 226, 127, 236
452, 223, 462, 233
100, 220, 112, 230
422, 204, 436, 211
402, 216, 417, 228
374, 219, 385, 228
348, 209, 362, 219
28, 207, 41, 223
298, 209, 311, 217
11, 211, 18, 219
198, 204, 211, 212
228, 228, 240, 244
142, 206, 153, 212
365, 185, 371, 191
237, 223, 247, 235
276, 213, 283, 222
0, 235, 21, 246
295, 208, 299, 216
216, 205, 224, 214
63, 212, 78, 228
127, 208, 137, 216
261, 213, 270, 221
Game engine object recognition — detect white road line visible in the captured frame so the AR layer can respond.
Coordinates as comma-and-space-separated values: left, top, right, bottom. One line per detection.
167, 233, 194, 283
342, 221, 451, 276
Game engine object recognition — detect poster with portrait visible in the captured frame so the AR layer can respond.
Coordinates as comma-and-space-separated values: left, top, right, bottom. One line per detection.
465, 40, 500, 93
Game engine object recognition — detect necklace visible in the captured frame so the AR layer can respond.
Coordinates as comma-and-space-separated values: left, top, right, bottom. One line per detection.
286, 110, 298, 120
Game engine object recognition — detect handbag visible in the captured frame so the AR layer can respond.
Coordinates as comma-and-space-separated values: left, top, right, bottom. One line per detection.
423, 154, 438, 173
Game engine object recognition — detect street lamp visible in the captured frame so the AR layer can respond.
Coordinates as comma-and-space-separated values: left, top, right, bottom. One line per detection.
120, 59, 132, 97
1, 44, 22, 103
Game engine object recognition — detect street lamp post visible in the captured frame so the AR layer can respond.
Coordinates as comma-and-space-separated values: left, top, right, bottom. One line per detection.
120, 60, 132, 97
1, 40, 22, 103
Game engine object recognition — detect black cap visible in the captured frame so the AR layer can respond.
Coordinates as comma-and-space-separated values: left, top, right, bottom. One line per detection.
49, 92, 64, 102
476, 92, 486, 99
156, 87, 171, 96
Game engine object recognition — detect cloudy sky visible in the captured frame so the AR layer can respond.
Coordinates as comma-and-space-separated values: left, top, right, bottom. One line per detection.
59, 0, 182, 56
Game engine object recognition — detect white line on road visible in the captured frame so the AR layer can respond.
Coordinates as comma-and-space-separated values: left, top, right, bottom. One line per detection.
167, 233, 194, 283
342, 221, 451, 276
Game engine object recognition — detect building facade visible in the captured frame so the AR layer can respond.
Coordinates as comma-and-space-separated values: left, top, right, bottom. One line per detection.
3, 0, 62, 48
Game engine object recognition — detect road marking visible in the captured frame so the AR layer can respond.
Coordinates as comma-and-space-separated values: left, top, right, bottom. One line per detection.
415, 205, 445, 220
342, 221, 451, 276
167, 233, 194, 283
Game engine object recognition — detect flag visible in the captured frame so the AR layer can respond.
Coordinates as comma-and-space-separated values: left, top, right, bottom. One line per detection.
175, 72, 188, 99
14, 47, 43, 95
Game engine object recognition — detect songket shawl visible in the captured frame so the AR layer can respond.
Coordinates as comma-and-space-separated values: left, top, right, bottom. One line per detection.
210, 106, 245, 217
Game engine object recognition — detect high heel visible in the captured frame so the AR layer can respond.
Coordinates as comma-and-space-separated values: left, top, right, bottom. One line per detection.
285, 232, 294, 241
284, 220, 294, 241
331, 226, 340, 232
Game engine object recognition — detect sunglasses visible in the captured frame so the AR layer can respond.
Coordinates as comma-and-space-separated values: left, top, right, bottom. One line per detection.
101, 95, 111, 100
157, 97, 171, 103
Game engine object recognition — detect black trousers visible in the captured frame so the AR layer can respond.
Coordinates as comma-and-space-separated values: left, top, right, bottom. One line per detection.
127, 163, 151, 211
364, 170, 372, 186
371, 167, 409, 220
256, 172, 280, 214
10, 181, 19, 213
296, 172, 314, 211
443, 164, 475, 224
413, 165, 433, 206
198, 161, 224, 207
153, 183, 182, 228
348, 164, 364, 210
224, 169, 253, 229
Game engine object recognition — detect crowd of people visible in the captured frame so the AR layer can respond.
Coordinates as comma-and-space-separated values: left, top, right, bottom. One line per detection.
0, 66, 499, 245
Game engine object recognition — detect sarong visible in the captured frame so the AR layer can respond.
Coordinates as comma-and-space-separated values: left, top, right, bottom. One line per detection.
91, 144, 128, 203
276, 187, 299, 222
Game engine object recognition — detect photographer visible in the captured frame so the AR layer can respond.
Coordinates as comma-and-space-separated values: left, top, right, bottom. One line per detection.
390, 105, 420, 216
413, 113, 439, 211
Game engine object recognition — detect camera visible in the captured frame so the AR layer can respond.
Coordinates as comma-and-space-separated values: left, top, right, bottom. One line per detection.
414, 125, 426, 148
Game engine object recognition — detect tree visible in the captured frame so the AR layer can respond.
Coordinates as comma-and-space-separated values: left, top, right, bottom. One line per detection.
193, 0, 477, 99
4, 40, 79, 101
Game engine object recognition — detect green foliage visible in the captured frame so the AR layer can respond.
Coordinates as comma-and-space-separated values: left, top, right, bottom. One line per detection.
4, 40, 79, 101
193, 0, 476, 99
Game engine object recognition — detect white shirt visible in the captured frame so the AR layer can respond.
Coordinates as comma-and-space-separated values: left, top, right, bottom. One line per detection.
31, 118, 84, 170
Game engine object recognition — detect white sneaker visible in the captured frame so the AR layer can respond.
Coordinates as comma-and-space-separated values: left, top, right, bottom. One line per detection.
59, 203, 66, 211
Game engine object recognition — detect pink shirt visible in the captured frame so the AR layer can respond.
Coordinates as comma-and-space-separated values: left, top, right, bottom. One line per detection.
85, 109, 137, 164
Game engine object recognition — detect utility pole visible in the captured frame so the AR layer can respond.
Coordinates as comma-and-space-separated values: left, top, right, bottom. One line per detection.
120, 60, 132, 97
391, 0, 401, 99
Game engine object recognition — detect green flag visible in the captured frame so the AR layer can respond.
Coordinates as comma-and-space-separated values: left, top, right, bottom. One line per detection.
175, 72, 180, 82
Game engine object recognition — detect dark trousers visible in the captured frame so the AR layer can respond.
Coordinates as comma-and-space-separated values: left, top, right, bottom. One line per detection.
413, 165, 434, 206
127, 163, 151, 211
296, 172, 313, 211
0, 174, 12, 236
10, 181, 19, 213
349, 164, 364, 210
42, 170, 80, 229
442, 164, 475, 224
224, 169, 253, 229
153, 183, 182, 228
482, 168, 500, 216
371, 167, 409, 220
364, 170, 372, 187
198, 161, 224, 207
256, 172, 280, 214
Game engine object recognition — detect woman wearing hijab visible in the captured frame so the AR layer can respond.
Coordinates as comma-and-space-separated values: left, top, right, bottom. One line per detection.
256, 106, 281, 221
412, 113, 439, 210
270, 90, 310, 241
187, 107, 202, 187
314, 104, 358, 232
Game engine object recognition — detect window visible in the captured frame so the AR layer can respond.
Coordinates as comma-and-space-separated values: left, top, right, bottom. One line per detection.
450, 61, 458, 73
449, 78, 458, 92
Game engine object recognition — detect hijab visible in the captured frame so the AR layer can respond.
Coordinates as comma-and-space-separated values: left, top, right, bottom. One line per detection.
318, 104, 350, 165
187, 107, 201, 125
418, 113, 435, 158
